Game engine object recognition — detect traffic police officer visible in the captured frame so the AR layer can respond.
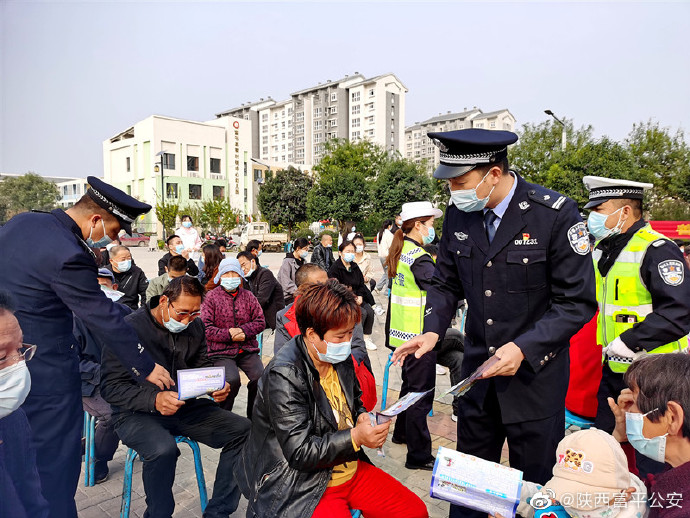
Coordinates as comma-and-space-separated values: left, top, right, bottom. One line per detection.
583, 175, 690, 474
0, 177, 174, 518
393, 129, 597, 518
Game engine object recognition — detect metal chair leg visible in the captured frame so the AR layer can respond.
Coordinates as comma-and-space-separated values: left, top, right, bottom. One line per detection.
120, 448, 139, 518
83, 411, 96, 487
175, 436, 208, 511
257, 331, 263, 357
381, 353, 393, 410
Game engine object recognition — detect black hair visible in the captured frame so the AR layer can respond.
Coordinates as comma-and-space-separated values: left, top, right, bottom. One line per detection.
236, 251, 255, 263
216, 239, 227, 248
167, 255, 188, 273
611, 198, 643, 218
378, 219, 394, 242
474, 157, 510, 176
181, 215, 193, 223
166, 234, 180, 245
0, 289, 16, 313
295, 263, 325, 287
294, 237, 309, 250
202, 245, 224, 282
625, 354, 690, 439
351, 234, 365, 246
338, 240, 354, 253
246, 240, 262, 253
162, 276, 205, 303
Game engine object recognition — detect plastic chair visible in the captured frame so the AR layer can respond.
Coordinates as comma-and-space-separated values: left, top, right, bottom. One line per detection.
257, 331, 263, 356
351, 510, 362, 518
83, 411, 96, 487
381, 352, 433, 417
120, 436, 208, 518
565, 409, 594, 431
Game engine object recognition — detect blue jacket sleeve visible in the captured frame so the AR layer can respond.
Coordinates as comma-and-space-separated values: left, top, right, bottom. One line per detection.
52, 252, 155, 382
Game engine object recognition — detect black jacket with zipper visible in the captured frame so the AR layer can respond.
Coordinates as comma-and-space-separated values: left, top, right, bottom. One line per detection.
100, 296, 212, 416
234, 335, 370, 518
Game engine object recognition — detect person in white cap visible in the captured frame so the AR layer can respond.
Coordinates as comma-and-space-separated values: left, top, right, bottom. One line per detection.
386, 201, 443, 471
582, 175, 690, 478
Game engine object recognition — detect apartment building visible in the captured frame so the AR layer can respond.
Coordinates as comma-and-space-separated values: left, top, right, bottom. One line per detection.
216, 72, 407, 167
404, 108, 516, 173
103, 115, 253, 236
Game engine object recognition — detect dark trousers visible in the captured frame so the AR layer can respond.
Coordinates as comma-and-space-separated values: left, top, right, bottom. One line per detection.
436, 329, 464, 416
83, 392, 119, 469
22, 390, 82, 518
450, 382, 564, 518
212, 352, 264, 419
392, 350, 436, 465
361, 303, 374, 335
114, 401, 251, 518
595, 365, 666, 478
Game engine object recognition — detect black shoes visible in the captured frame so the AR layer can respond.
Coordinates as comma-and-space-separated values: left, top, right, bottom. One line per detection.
404, 459, 435, 471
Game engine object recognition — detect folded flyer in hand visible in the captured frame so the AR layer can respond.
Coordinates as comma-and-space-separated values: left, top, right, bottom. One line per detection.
430, 446, 523, 518
436, 355, 499, 400
176, 367, 226, 400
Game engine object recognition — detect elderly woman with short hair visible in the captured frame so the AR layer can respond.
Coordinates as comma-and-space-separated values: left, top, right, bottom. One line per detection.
235, 279, 428, 518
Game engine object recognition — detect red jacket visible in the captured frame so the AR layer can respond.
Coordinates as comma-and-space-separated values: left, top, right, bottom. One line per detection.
201, 286, 265, 358
566, 312, 602, 419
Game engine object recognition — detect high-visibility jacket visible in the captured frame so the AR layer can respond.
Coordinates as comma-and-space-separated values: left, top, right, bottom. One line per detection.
594, 224, 688, 373
389, 241, 430, 348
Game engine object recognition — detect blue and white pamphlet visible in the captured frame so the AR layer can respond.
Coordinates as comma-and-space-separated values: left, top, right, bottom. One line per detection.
177, 367, 226, 400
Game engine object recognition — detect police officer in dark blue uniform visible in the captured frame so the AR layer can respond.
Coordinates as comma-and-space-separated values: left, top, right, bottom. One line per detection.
392, 129, 597, 518
0, 177, 174, 518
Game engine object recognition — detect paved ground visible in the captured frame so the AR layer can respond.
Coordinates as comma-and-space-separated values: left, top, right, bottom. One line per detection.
77, 250, 474, 517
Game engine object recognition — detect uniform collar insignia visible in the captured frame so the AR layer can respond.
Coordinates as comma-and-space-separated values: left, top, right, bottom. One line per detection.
454, 232, 468, 241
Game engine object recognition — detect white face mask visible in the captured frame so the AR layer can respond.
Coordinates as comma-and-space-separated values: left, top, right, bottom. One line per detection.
355, 245, 364, 253
0, 361, 32, 419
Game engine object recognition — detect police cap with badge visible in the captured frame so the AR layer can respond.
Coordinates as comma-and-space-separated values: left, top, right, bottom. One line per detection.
86, 176, 151, 234
582, 176, 653, 209
427, 128, 519, 179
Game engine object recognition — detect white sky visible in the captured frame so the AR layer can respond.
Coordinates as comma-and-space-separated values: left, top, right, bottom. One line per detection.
1, 0, 689, 178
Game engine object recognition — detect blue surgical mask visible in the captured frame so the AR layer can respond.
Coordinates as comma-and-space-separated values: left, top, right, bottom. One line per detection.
626, 409, 668, 463
164, 305, 189, 333
182, 221, 192, 228
0, 362, 32, 419
311, 339, 352, 364
116, 260, 131, 272
587, 208, 623, 241
175, 244, 185, 254
221, 277, 242, 291
422, 225, 435, 245
449, 171, 495, 212
86, 219, 112, 248
300, 250, 308, 259
343, 252, 355, 263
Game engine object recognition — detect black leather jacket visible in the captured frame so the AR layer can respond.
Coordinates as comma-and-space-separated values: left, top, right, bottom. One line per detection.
234, 335, 370, 517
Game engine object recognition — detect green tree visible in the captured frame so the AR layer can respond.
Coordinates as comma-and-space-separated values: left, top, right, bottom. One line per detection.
307, 139, 388, 228
200, 200, 240, 236
155, 202, 179, 238
257, 166, 313, 239
0, 172, 61, 221
370, 157, 434, 218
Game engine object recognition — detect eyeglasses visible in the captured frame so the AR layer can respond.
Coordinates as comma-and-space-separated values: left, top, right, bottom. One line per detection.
0, 343, 37, 365
169, 302, 201, 318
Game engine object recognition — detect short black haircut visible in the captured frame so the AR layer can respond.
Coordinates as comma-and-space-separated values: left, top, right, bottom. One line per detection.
216, 239, 227, 248
351, 233, 365, 245
625, 354, 690, 439
474, 157, 510, 176
294, 237, 309, 250
246, 240, 262, 253
236, 251, 254, 263
167, 255, 188, 273
0, 289, 16, 313
109, 245, 130, 257
181, 214, 193, 223
296, 263, 325, 287
162, 276, 205, 303
166, 234, 180, 245
338, 240, 354, 253
422, 244, 438, 257
611, 198, 643, 218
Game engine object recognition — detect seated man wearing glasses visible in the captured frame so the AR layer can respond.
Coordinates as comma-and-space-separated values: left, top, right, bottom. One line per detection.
100, 276, 251, 518
0, 290, 48, 518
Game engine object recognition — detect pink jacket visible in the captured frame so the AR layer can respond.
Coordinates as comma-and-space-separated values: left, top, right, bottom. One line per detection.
201, 286, 265, 358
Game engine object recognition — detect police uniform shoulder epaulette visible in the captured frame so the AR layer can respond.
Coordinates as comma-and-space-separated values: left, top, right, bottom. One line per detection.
652, 239, 667, 248
526, 185, 568, 210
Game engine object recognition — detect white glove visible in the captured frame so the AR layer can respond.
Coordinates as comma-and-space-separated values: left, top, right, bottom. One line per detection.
604, 336, 636, 359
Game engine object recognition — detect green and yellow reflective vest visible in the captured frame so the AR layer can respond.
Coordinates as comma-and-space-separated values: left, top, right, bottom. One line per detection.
594, 224, 688, 373
389, 241, 431, 349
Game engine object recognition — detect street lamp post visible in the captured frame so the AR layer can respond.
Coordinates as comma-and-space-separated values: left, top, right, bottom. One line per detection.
155, 150, 166, 240
544, 109, 567, 151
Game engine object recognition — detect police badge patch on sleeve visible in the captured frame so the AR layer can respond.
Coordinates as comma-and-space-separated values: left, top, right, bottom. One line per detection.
567, 222, 590, 255
658, 260, 684, 286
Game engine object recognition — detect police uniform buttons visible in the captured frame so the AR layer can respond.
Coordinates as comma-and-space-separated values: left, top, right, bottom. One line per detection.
486, 319, 494, 325
544, 355, 549, 361
488, 346, 496, 354
549, 352, 555, 358
523, 257, 529, 264
486, 261, 493, 268
540, 360, 545, 366
485, 290, 492, 297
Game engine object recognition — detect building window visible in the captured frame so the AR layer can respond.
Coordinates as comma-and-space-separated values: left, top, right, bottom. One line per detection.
261, 114, 268, 122
475, 123, 484, 128
262, 136, 268, 144
288, 107, 293, 116
329, 106, 337, 115
367, 129, 375, 137
274, 112, 279, 120
213, 186, 225, 200
314, 120, 323, 131
254, 168, 262, 181
313, 107, 322, 118
351, 91, 360, 102
210, 158, 221, 174
262, 125, 268, 133
352, 105, 360, 115
314, 133, 323, 143
244, 188, 248, 202
187, 156, 199, 172
329, 92, 336, 102
407, 143, 412, 150
163, 153, 175, 170
126, 157, 131, 172
296, 149, 304, 159
368, 88, 375, 97
296, 112, 304, 122
490, 121, 496, 128
367, 115, 374, 125
296, 136, 305, 146
367, 102, 375, 112
262, 146, 268, 155
189, 184, 202, 200
352, 131, 361, 140
352, 118, 360, 128
329, 119, 337, 128
166, 182, 178, 199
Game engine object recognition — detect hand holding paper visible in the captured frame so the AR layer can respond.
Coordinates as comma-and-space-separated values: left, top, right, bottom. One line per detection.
437, 356, 500, 400
482, 343, 524, 378
211, 382, 231, 403
156, 391, 185, 416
